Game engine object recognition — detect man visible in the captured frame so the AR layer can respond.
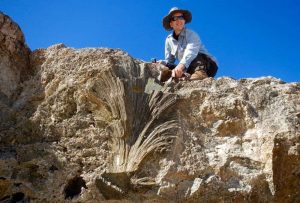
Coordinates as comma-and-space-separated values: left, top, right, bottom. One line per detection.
157, 7, 218, 82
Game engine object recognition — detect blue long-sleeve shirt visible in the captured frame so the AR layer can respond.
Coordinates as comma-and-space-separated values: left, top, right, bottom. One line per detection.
164, 28, 216, 70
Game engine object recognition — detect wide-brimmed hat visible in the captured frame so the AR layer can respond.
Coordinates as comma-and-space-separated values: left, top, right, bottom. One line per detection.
162, 7, 192, 31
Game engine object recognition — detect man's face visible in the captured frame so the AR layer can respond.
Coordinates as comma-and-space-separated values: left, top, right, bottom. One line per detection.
170, 12, 185, 32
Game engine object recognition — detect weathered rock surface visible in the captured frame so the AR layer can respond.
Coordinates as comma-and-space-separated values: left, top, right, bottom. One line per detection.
0, 12, 31, 100
0, 13, 300, 203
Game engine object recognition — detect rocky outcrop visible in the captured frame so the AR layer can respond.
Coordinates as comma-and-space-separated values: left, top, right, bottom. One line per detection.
0, 12, 31, 101
0, 14, 299, 203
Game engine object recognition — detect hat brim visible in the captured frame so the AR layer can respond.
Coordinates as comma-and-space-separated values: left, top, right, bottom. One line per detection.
163, 9, 192, 31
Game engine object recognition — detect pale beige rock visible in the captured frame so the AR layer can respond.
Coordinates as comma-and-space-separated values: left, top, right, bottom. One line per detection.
0, 14, 299, 203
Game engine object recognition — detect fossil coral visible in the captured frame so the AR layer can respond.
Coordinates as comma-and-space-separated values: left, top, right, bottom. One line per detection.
110, 90, 178, 173
85, 68, 178, 173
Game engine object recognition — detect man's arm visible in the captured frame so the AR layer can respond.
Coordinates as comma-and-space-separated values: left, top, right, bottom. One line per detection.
164, 38, 176, 65
179, 30, 201, 69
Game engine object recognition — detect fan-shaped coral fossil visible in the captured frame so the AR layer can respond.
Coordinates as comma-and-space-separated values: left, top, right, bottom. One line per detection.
84, 66, 179, 198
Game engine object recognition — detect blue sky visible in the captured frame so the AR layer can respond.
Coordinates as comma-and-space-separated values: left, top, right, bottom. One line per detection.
1, 0, 300, 82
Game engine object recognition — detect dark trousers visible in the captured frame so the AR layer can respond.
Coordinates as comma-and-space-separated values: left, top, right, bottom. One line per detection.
167, 53, 218, 77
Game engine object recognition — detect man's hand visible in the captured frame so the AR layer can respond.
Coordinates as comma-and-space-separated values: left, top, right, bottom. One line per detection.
172, 64, 185, 78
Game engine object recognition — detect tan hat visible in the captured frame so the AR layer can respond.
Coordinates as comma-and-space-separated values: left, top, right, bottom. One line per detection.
162, 7, 192, 31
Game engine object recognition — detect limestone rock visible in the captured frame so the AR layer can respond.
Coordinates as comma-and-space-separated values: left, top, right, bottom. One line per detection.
0, 12, 31, 100
0, 14, 299, 203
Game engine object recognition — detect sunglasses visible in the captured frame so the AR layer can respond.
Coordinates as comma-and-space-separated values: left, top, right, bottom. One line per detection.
171, 15, 185, 21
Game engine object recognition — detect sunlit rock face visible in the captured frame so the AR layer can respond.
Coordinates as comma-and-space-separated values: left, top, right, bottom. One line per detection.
0, 13, 300, 203
0, 12, 30, 100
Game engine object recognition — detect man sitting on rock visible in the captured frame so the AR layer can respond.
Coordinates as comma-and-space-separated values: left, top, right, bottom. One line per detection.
156, 7, 218, 82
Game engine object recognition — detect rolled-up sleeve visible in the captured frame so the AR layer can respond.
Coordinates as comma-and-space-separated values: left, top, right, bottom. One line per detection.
179, 31, 200, 69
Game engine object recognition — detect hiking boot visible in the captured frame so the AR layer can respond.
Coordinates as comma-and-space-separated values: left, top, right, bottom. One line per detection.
158, 69, 172, 82
190, 70, 208, 80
